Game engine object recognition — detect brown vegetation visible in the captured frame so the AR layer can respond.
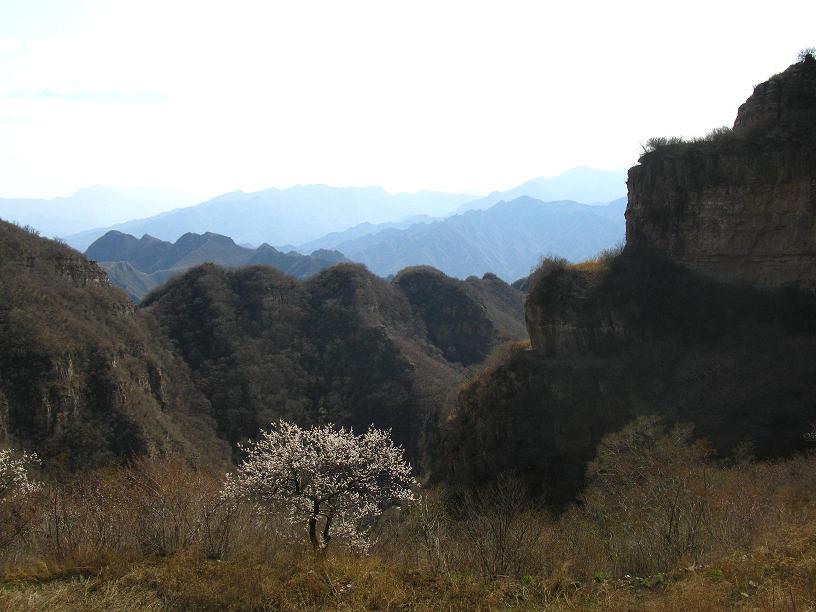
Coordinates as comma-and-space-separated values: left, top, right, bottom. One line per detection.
1, 418, 815, 610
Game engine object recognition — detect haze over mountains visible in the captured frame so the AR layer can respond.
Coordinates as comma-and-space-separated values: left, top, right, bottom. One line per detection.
65, 186, 476, 251
0, 187, 199, 239
455, 166, 628, 213
56, 167, 627, 252
324, 197, 626, 281
87, 194, 626, 300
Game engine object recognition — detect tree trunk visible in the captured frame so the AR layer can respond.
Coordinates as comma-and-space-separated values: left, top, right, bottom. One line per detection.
309, 500, 320, 550
322, 511, 334, 547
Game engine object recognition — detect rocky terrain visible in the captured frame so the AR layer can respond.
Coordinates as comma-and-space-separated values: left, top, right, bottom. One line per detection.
443, 57, 816, 501
626, 55, 816, 291
0, 220, 229, 469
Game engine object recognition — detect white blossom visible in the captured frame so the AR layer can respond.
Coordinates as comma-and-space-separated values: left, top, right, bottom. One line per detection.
222, 420, 418, 551
0, 450, 41, 503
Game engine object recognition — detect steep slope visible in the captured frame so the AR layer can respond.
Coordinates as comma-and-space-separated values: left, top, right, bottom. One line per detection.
97, 262, 178, 303
141, 263, 527, 465
0, 220, 228, 470
442, 58, 816, 503
394, 267, 524, 365
626, 55, 816, 291
66, 186, 474, 249
332, 197, 626, 281
455, 166, 627, 213
86, 231, 348, 302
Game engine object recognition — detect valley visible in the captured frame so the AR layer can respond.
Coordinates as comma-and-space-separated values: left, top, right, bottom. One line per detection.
0, 36, 814, 611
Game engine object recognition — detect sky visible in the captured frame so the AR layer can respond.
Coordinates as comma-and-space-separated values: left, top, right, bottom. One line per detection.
0, 0, 813, 199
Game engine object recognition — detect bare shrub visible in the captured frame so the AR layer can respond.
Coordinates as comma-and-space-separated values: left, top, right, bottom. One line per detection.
582, 416, 713, 575
642, 136, 686, 153
406, 492, 451, 573
39, 474, 131, 562
797, 47, 816, 62
123, 455, 224, 556
570, 243, 624, 272
703, 125, 733, 141
530, 255, 568, 277
453, 474, 544, 578
27, 456, 251, 564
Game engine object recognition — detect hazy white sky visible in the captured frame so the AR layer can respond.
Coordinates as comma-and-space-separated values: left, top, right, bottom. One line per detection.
0, 0, 813, 199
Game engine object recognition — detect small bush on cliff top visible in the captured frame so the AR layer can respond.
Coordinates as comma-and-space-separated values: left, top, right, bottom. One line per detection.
642, 126, 735, 155
797, 47, 816, 62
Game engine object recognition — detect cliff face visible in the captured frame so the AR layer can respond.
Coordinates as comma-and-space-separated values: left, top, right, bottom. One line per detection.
733, 56, 816, 131
443, 58, 816, 501
626, 56, 816, 291
0, 220, 228, 469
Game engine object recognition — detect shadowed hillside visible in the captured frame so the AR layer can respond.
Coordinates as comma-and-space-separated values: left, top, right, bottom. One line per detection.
0, 220, 229, 470
140, 262, 527, 464
0, 217, 527, 471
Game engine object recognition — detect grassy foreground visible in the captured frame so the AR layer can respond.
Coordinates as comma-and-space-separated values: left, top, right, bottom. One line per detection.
1, 526, 815, 612
1, 424, 816, 610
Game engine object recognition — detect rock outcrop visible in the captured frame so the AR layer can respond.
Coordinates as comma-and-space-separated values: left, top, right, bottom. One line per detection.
442, 58, 816, 501
626, 56, 816, 291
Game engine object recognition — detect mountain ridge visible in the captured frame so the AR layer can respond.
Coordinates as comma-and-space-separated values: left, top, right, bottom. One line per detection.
330, 196, 626, 281
65, 185, 475, 251
86, 230, 349, 302
455, 166, 628, 214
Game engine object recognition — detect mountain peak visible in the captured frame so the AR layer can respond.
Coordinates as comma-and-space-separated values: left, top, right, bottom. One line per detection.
733, 57, 816, 133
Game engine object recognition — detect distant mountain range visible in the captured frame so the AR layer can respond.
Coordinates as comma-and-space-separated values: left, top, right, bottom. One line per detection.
89, 194, 626, 298
86, 231, 347, 302
296, 215, 439, 253
66, 186, 474, 251
0, 186, 199, 239
456, 166, 627, 213
58, 167, 625, 252
326, 196, 627, 281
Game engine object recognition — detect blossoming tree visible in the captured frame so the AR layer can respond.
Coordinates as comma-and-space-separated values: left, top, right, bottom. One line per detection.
223, 420, 418, 551
0, 449, 41, 549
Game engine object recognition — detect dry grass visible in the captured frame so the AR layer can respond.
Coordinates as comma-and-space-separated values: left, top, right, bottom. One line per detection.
568, 245, 624, 273
0, 446, 815, 610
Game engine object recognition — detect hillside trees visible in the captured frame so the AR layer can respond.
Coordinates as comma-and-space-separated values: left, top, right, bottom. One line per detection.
223, 420, 417, 551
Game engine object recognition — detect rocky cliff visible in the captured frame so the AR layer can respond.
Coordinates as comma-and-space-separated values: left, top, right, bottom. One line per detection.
626, 56, 816, 291
442, 58, 816, 501
0, 220, 228, 469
